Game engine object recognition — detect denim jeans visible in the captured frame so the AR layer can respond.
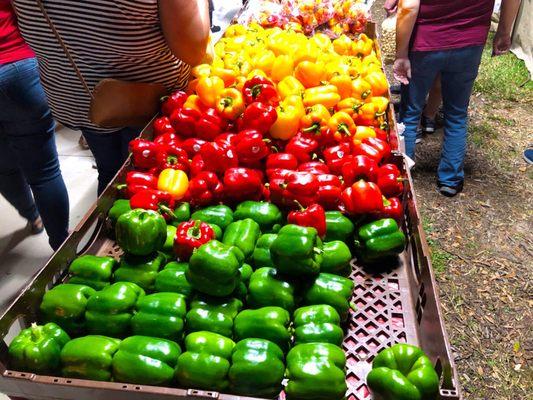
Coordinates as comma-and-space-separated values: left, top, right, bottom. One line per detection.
400, 45, 484, 187
0, 58, 69, 250
82, 127, 139, 195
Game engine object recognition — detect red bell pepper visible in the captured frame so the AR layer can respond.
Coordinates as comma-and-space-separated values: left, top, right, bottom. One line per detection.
270, 171, 319, 208
190, 154, 206, 177
288, 203, 327, 238
234, 129, 271, 165
266, 153, 298, 171
298, 161, 330, 175
160, 90, 187, 116
341, 180, 383, 216
130, 189, 176, 220
316, 174, 343, 211
174, 220, 215, 261
215, 133, 237, 147
199, 142, 239, 176
156, 143, 190, 172
170, 107, 201, 137
129, 138, 158, 170
188, 171, 225, 207
181, 138, 207, 158
195, 108, 224, 141
223, 168, 264, 202
243, 76, 280, 106
376, 197, 403, 223
118, 171, 158, 199
153, 116, 175, 137
154, 132, 182, 147
353, 137, 392, 164
285, 132, 319, 163
376, 163, 404, 197
241, 102, 277, 134
322, 143, 352, 175
341, 155, 379, 185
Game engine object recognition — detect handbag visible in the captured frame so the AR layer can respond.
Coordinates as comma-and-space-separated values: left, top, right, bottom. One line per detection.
37, 0, 167, 128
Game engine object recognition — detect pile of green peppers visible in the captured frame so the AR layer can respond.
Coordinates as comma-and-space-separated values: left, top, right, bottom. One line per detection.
8, 199, 420, 400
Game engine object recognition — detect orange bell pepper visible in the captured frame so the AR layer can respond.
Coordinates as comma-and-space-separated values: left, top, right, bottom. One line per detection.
216, 88, 245, 120
300, 104, 331, 135
271, 55, 295, 82
328, 111, 356, 141
253, 50, 276, 75
158, 169, 189, 200
269, 98, 303, 141
337, 97, 365, 118
233, 76, 247, 92
365, 71, 389, 96
191, 64, 211, 79
183, 95, 205, 113
329, 74, 353, 99
351, 77, 373, 101
352, 126, 377, 145
277, 76, 305, 99
332, 35, 353, 56
211, 67, 237, 87
303, 85, 341, 109
352, 33, 373, 57
294, 61, 325, 88
196, 76, 225, 108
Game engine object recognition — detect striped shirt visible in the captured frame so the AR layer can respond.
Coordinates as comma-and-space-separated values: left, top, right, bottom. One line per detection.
12, 0, 190, 132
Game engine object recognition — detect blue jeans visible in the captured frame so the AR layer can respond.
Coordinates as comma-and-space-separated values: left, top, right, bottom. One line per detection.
400, 45, 484, 187
82, 127, 139, 195
0, 58, 69, 250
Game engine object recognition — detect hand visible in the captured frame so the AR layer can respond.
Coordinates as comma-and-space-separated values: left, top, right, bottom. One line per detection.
384, 0, 398, 16
393, 57, 411, 85
492, 30, 512, 56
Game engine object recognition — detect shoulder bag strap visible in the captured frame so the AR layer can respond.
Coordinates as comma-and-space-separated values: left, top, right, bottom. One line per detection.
36, 0, 94, 99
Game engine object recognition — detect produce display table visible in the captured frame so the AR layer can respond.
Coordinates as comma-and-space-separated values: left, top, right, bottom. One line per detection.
0, 2, 462, 399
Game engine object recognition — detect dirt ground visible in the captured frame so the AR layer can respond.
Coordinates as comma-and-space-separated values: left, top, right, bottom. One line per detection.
370, 2, 533, 399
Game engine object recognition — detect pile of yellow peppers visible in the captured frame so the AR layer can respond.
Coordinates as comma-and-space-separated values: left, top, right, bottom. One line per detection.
189, 23, 390, 143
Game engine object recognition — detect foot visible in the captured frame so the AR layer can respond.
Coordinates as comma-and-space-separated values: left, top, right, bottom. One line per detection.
420, 115, 436, 134
78, 135, 89, 150
437, 182, 463, 198
415, 128, 424, 144
523, 149, 533, 164
28, 216, 44, 234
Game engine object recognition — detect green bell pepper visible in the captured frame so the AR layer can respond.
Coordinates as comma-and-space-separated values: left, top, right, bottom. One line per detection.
233, 306, 291, 351
131, 293, 187, 342
187, 240, 242, 297
247, 267, 296, 311
302, 273, 354, 321
271, 224, 323, 276
154, 262, 193, 298
222, 218, 261, 260
190, 205, 233, 230
8, 323, 70, 374
354, 218, 406, 263
68, 255, 117, 290
175, 331, 235, 391
85, 282, 145, 337
186, 295, 243, 338
293, 305, 343, 346
60, 335, 121, 381
233, 201, 283, 233
320, 241, 352, 274
324, 211, 354, 242
169, 202, 191, 226
39, 284, 96, 336
367, 343, 439, 400
252, 233, 277, 269
206, 222, 223, 239
233, 263, 253, 300
285, 343, 347, 400
228, 338, 285, 397
113, 252, 165, 291
108, 199, 132, 226
161, 225, 177, 255
115, 209, 167, 256
112, 335, 181, 385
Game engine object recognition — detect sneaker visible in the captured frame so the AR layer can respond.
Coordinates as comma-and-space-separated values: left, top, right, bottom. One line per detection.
523, 149, 533, 164
437, 182, 463, 198
28, 216, 44, 235
415, 128, 424, 144
420, 115, 436, 134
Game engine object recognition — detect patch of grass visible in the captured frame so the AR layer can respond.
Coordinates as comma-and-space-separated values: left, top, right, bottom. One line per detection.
487, 114, 516, 127
468, 121, 498, 147
474, 33, 533, 102
430, 245, 454, 274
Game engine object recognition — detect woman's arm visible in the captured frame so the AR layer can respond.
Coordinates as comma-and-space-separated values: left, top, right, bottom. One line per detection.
393, 0, 420, 84
493, 0, 521, 55
159, 0, 210, 66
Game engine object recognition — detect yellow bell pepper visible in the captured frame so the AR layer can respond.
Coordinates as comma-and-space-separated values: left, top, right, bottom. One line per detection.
352, 33, 374, 58
351, 77, 373, 101
329, 75, 353, 100
225, 24, 247, 38
328, 111, 356, 141
352, 126, 377, 145
277, 76, 305, 99
332, 34, 353, 56
303, 85, 341, 109
311, 33, 333, 52
269, 102, 302, 141
324, 61, 349, 80
158, 169, 188, 200
370, 96, 390, 115
183, 95, 205, 112
362, 54, 381, 68
284, 94, 305, 119
211, 67, 237, 87
300, 104, 331, 134
196, 76, 225, 108
191, 64, 211, 79
216, 88, 245, 120
233, 76, 247, 92
337, 97, 364, 118
365, 71, 389, 96
271, 55, 295, 82
253, 50, 276, 75
293, 41, 319, 65
246, 69, 268, 79
266, 31, 289, 56
294, 61, 326, 88
214, 42, 226, 58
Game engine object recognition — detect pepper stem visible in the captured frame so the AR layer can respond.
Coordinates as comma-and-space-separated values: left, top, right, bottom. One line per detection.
188, 220, 203, 239
338, 123, 350, 136
30, 323, 42, 342
293, 200, 306, 211
302, 123, 320, 133
159, 204, 176, 219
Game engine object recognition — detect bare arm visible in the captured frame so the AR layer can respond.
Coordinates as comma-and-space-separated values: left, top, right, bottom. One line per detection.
393, 0, 420, 83
493, 0, 521, 55
159, 0, 210, 66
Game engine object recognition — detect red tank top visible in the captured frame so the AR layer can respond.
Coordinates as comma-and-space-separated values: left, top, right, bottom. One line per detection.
410, 0, 495, 52
0, 0, 34, 64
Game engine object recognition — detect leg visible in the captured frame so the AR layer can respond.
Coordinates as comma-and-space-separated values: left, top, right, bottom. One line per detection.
423, 74, 442, 120
399, 51, 443, 158
0, 58, 69, 250
438, 46, 484, 189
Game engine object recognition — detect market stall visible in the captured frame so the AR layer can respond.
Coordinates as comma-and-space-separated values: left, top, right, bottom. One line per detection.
0, 1, 461, 399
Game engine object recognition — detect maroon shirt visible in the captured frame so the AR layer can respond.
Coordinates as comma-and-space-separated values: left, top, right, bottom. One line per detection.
0, 0, 34, 64
411, 0, 495, 51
